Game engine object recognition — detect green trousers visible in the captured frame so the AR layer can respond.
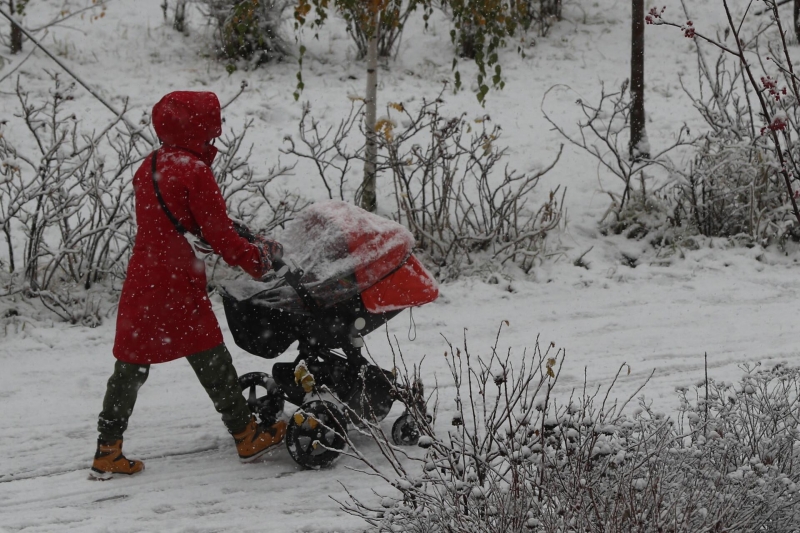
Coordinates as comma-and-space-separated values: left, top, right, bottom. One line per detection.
97, 344, 251, 442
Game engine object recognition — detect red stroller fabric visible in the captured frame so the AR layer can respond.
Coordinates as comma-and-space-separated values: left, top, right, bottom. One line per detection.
361, 255, 439, 313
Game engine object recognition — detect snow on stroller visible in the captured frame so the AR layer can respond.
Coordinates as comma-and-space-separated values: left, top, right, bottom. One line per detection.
219, 201, 438, 469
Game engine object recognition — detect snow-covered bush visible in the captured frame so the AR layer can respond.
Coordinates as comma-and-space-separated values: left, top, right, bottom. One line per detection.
543, 82, 690, 242
282, 94, 565, 280
384, 96, 564, 279
0, 76, 301, 323
199, 0, 291, 66
339, 328, 800, 532
654, 3, 800, 246
0, 75, 143, 296
548, 1, 800, 251
210, 113, 302, 232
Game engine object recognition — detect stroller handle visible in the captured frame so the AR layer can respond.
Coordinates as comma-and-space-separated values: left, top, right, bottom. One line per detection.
235, 222, 319, 312
269, 257, 320, 312
271, 257, 289, 276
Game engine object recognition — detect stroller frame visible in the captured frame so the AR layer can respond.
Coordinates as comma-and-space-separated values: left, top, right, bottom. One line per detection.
222, 259, 428, 469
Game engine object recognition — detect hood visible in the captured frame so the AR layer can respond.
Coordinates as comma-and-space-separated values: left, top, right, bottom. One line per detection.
152, 91, 222, 166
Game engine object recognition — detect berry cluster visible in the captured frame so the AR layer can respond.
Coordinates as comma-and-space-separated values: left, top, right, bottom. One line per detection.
645, 6, 666, 25
761, 75, 788, 101
761, 114, 788, 135
683, 21, 695, 39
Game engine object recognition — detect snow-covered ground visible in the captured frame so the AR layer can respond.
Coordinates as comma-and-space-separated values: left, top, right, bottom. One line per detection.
2, 0, 800, 531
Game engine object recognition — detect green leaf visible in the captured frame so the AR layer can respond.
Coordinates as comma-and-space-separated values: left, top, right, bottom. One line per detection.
477, 84, 489, 104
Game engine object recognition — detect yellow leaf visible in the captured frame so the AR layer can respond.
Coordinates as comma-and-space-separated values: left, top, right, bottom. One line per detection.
294, 361, 315, 392
375, 118, 396, 141
389, 102, 405, 112
295, 0, 312, 19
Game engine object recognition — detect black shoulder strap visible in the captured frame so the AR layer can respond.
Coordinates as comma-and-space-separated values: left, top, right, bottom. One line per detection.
151, 148, 189, 235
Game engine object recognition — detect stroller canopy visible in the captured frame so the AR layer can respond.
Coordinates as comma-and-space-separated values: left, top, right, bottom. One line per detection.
222, 201, 437, 314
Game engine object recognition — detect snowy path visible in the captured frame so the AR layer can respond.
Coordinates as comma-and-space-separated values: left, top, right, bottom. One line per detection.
1, 0, 798, 531
3, 244, 800, 532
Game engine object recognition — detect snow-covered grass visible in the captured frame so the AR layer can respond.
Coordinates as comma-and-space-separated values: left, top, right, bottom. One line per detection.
2, 0, 800, 531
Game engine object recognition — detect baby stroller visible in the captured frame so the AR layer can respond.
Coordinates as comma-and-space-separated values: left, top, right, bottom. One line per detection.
219, 201, 439, 469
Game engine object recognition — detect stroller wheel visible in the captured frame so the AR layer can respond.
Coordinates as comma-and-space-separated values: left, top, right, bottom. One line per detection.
286, 400, 348, 469
238, 372, 285, 427
391, 412, 420, 446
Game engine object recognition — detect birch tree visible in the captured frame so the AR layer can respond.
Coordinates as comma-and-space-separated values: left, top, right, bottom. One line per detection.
361, 2, 379, 212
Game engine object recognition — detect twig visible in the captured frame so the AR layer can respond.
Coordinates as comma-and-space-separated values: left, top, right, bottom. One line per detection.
755, 0, 792, 16
0, 44, 35, 84
221, 80, 249, 110
704, 351, 709, 437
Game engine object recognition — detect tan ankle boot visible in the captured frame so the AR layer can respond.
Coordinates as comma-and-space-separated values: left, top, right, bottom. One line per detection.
90, 439, 144, 480
233, 416, 287, 463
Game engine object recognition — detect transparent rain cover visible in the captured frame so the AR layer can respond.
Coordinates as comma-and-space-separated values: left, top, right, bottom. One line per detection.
221, 201, 415, 312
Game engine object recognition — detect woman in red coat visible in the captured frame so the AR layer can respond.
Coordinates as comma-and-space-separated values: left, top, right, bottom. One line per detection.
91, 92, 286, 479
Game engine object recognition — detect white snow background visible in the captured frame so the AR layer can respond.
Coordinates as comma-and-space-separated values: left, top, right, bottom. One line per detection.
2, 0, 800, 531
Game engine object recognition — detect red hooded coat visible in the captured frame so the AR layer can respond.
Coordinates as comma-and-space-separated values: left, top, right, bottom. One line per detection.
113, 92, 265, 364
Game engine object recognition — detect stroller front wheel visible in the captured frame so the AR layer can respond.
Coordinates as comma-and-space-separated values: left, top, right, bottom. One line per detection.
391, 412, 421, 446
286, 400, 348, 469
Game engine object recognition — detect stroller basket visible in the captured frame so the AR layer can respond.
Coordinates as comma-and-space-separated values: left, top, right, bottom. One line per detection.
222, 290, 402, 359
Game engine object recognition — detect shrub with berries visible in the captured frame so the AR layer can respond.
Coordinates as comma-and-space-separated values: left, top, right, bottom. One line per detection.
339, 330, 800, 532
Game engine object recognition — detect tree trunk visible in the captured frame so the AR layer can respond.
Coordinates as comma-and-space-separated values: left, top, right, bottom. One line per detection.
361, 4, 379, 213
9, 0, 22, 54
173, 0, 188, 34
3, 222, 14, 273
459, 23, 477, 59
630, 0, 649, 159
795, 0, 800, 43
541, 0, 562, 19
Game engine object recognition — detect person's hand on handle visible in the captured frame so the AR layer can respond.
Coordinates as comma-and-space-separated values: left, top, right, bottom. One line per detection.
253, 234, 284, 278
